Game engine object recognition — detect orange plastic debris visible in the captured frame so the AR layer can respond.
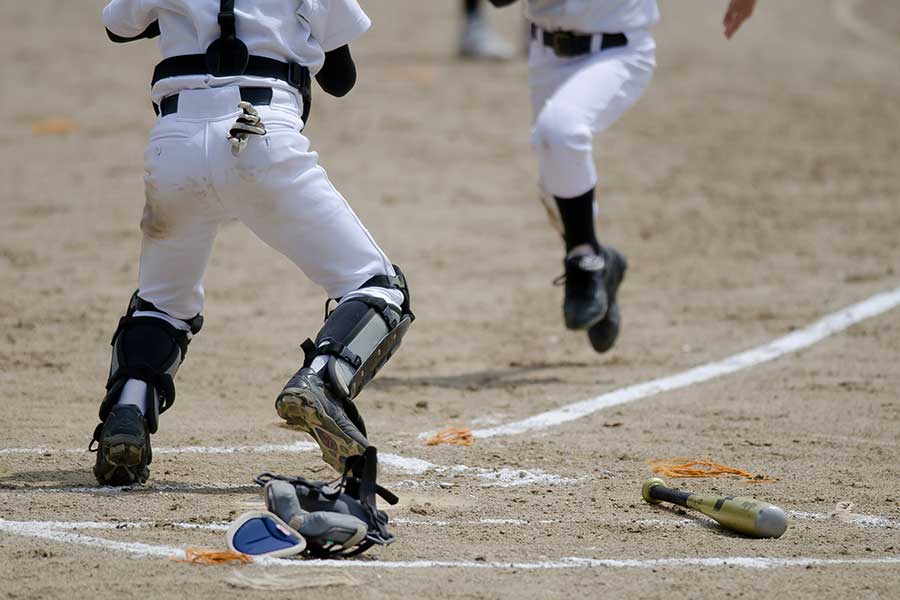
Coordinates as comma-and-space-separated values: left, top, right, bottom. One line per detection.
649, 458, 778, 484
175, 547, 253, 565
31, 118, 80, 136
425, 427, 474, 447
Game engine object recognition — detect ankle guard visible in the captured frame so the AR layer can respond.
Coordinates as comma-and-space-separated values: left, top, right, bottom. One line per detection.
303, 267, 413, 402
98, 292, 203, 433
254, 447, 397, 557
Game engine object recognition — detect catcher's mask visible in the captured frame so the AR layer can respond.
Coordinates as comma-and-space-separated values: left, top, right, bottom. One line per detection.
253, 446, 398, 558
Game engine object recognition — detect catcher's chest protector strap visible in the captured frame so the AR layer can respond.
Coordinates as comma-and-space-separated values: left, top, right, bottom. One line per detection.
150, 0, 312, 123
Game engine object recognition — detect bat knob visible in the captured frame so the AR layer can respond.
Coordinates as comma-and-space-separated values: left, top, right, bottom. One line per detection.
642, 477, 666, 504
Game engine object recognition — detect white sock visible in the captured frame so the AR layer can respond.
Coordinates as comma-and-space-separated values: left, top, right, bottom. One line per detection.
118, 379, 150, 415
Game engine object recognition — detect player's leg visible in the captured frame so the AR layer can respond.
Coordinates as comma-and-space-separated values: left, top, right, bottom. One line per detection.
529, 36, 655, 348
459, 0, 513, 60
212, 109, 414, 472
273, 269, 412, 473
91, 124, 222, 485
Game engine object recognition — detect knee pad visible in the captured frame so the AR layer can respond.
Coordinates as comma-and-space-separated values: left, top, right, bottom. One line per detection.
99, 292, 203, 433
303, 266, 413, 401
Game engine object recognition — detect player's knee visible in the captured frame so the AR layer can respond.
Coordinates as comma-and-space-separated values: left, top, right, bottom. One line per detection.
531, 102, 592, 155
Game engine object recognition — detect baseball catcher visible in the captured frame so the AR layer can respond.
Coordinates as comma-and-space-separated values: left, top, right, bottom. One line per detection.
90, 0, 414, 486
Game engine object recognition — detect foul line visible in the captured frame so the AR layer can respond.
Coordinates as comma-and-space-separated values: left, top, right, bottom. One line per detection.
0, 444, 575, 489
1, 483, 259, 495
5, 286, 900, 493
13, 511, 895, 532
2, 519, 898, 571
471, 285, 900, 438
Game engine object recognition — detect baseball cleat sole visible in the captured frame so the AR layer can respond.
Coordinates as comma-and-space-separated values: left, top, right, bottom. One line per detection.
92, 404, 152, 486
276, 388, 367, 473
93, 435, 150, 486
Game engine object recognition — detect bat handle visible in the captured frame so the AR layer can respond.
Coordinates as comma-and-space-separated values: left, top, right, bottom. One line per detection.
642, 477, 690, 507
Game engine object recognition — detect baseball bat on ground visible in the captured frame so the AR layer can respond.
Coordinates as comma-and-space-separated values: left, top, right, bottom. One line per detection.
641, 477, 788, 538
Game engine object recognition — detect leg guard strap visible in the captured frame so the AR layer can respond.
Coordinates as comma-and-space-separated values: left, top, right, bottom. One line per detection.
356, 266, 415, 320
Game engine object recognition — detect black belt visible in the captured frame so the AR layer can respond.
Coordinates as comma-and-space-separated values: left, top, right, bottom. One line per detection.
156, 87, 273, 117
531, 24, 627, 57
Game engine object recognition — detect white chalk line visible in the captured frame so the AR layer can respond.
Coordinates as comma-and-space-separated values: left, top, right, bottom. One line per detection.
0, 482, 259, 495
6, 508, 897, 535
6, 285, 898, 491
0, 442, 576, 489
790, 511, 900, 530
0, 470, 577, 495
3, 285, 899, 569
5, 285, 900, 496
2, 518, 899, 571
833, 0, 900, 58
5, 520, 230, 532
0, 441, 320, 456
9, 286, 898, 490
469, 285, 900, 438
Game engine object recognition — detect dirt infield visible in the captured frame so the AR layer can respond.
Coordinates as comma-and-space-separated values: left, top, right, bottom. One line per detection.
2, 1, 899, 598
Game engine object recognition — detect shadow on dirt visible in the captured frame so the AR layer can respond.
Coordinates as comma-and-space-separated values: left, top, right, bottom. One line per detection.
371, 360, 604, 391
0, 469, 256, 495
647, 503, 747, 538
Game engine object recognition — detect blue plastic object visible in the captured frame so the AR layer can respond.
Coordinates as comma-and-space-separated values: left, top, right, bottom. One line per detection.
227, 511, 306, 557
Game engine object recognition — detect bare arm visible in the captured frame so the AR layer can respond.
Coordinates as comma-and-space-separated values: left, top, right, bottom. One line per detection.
723, 0, 757, 39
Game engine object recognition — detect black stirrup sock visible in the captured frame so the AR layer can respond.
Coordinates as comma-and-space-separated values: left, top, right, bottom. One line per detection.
554, 187, 600, 253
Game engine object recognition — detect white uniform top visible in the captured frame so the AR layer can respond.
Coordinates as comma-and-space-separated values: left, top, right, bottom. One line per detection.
103, 0, 370, 104
526, 0, 660, 33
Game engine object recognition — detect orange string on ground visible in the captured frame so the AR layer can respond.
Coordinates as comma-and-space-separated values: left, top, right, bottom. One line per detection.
175, 547, 253, 565
649, 458, 778, 483
425, 427, 474, 447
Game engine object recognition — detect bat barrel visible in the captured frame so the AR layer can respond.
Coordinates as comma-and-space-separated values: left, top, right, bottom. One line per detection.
641, 477, 788, 538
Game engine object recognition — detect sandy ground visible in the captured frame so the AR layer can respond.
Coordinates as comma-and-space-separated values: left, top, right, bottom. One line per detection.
1, 1, 899, 598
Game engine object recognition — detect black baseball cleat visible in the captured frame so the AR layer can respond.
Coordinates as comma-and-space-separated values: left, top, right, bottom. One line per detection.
90, 404, 152, 486
558, 251, 611, 330
587, 246, 627, 353
275, 367, 369, 473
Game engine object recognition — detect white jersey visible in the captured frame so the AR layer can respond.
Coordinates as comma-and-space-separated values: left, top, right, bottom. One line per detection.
103, 0, 370, 103
526, 0, 659, 33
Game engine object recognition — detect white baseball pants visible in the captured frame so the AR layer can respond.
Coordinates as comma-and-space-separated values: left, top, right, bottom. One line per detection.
529, 28, 657, 200
136, 86, 400, 319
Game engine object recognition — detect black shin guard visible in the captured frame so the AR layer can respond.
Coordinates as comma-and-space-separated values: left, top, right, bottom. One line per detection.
98, 292, 203, 433
303, 267, 414, 404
